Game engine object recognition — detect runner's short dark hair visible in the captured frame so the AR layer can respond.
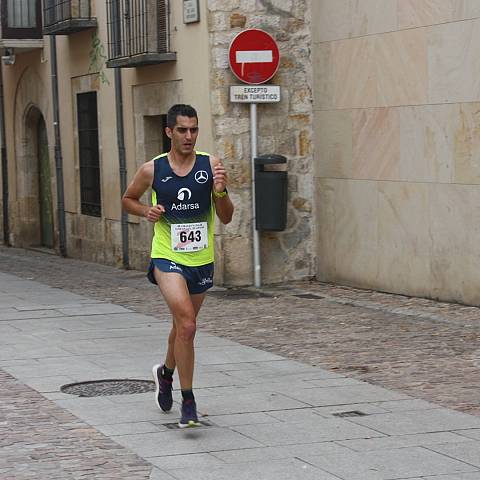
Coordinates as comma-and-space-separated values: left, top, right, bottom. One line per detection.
166, 104, 198, 128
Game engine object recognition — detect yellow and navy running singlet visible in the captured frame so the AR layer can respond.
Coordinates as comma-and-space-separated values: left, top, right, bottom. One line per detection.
150, 152, 215, 266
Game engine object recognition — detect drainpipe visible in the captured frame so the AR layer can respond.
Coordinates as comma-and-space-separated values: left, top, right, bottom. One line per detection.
114, 68, 129, 268
0, 63, 9, 246
50, 35, 67, 257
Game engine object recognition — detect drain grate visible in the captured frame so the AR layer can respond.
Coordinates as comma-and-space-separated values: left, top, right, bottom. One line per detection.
164, 420, 213, 429
332, 410, 366, 418
293, 293, 325, 300
209, 288, 272, 300
61, 379, 155, 397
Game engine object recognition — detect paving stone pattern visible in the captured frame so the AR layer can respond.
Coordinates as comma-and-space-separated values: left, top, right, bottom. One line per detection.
0, 246, 479, 417
0, 369, 152, 479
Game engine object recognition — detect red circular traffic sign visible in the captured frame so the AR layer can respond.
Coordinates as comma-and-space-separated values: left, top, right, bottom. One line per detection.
229, 29, 280, 85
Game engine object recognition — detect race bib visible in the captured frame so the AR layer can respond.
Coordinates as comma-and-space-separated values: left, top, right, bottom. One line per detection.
171, 222, 208, 252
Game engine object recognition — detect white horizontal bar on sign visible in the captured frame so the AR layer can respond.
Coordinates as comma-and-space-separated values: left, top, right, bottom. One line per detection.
230, 85, 281, 103
236, 50, 273, 63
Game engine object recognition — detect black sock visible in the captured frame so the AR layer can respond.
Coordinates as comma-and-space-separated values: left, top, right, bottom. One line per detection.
181, 389, 195, 402
161, 365, 174, 380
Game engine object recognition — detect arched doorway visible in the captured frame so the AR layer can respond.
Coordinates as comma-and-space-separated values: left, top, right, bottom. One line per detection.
16, 106, 54, 249
37, 115, 53, 248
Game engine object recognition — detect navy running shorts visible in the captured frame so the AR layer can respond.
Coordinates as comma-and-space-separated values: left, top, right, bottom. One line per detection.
147, 258, 214, 294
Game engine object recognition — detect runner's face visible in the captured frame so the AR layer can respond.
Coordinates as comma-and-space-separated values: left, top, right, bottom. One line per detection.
167, 115, 199, 155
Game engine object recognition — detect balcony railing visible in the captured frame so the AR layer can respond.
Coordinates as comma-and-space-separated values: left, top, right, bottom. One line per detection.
106, 0, 175, 68
43, 0, 96, 35
1, 0, 42, 41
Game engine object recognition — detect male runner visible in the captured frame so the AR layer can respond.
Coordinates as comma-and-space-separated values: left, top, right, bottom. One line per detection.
122, 104, 234, 427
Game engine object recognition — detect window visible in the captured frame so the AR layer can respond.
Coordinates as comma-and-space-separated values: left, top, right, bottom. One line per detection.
143, 114, 171, 161
1, 0, 42, 39
7, 0, 36, 28
77, 92, 101, 217
161, 114, 171, 152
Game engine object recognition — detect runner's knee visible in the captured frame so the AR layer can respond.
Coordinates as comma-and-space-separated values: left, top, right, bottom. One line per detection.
177, 321, 196, 342
174, 309, 196, 342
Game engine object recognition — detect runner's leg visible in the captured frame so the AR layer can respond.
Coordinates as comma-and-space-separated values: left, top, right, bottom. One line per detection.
163, 292, 205, 371
154, 268, 205, 390
164, 322, 176, 370
190, 292, 206, 317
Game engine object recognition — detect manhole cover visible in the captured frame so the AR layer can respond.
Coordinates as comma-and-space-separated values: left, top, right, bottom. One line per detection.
332, 410, 366, 418
61, 379, 155, 397
209, 288, 272, 300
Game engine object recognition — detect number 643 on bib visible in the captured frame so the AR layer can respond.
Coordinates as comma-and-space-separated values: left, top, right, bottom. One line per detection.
171, 222, 208, 252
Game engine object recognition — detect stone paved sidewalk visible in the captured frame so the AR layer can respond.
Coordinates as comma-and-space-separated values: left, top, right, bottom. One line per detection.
2, 248, 480, 479
0, 369, 152, 479
0, 245, 479, 417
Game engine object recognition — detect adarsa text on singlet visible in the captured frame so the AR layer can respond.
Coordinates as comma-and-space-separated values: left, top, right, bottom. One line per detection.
171, 202, 200, 211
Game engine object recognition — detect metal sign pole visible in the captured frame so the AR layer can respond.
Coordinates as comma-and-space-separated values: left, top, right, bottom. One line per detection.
250, 102, 261, 288
228, 29, 280, 290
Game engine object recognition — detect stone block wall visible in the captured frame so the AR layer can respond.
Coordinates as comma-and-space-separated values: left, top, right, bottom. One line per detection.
66, 214, 124, 267
207, 0, 314, 285
313, 0, 480, 305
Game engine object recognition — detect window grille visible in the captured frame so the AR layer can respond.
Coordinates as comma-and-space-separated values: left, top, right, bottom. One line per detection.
43, 0, 92, 27
77, 92, 101, 217
106, 0, 170, 62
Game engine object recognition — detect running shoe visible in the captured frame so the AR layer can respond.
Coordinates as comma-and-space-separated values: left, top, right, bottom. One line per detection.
152, 364, 173, 412
178, 399, 200, 428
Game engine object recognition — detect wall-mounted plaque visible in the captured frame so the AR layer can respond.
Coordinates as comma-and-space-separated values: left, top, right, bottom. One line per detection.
184, 0, 200, 24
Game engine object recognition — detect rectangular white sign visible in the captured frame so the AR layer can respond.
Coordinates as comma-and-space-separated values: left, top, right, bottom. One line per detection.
235, 50, 273, 63
183, 0, 200, 23
230, 85, 281, 103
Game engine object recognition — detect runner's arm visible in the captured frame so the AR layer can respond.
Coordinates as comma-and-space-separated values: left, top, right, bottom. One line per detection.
210, 156, 234, 225
121, 162, 165, 222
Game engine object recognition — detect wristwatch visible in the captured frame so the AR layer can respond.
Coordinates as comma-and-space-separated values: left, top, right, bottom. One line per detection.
213, 188, 228, 198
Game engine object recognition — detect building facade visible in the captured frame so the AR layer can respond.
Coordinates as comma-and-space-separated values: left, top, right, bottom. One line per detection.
2, 0, 480, 305
0, 0, 314, 286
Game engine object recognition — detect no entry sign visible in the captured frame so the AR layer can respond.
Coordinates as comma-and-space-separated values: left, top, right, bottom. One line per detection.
229, 29, 280, 85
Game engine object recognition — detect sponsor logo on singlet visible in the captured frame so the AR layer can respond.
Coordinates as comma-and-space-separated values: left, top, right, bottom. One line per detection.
172, 187, 200, 211
177, 188, 192, 201
171, 203, 200, 211
195, 170, 209, 184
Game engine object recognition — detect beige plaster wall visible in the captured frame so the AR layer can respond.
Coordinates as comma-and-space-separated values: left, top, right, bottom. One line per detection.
1, 0, 217, 269
313, 0, 480, 305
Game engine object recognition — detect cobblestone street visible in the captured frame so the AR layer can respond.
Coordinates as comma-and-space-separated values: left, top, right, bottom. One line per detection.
0, 370, 151, 479
1, 245, 479, 417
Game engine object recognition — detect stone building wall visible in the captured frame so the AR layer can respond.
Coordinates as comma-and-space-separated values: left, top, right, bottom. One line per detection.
207, 0, 314, 285
313, 0, 480, 305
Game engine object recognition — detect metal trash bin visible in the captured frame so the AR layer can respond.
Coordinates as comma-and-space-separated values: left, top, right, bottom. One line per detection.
254, 154, 287, 231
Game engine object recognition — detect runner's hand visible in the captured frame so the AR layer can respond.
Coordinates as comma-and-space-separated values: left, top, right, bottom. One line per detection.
145, 204, 165, 223
213, 162, 227, 193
